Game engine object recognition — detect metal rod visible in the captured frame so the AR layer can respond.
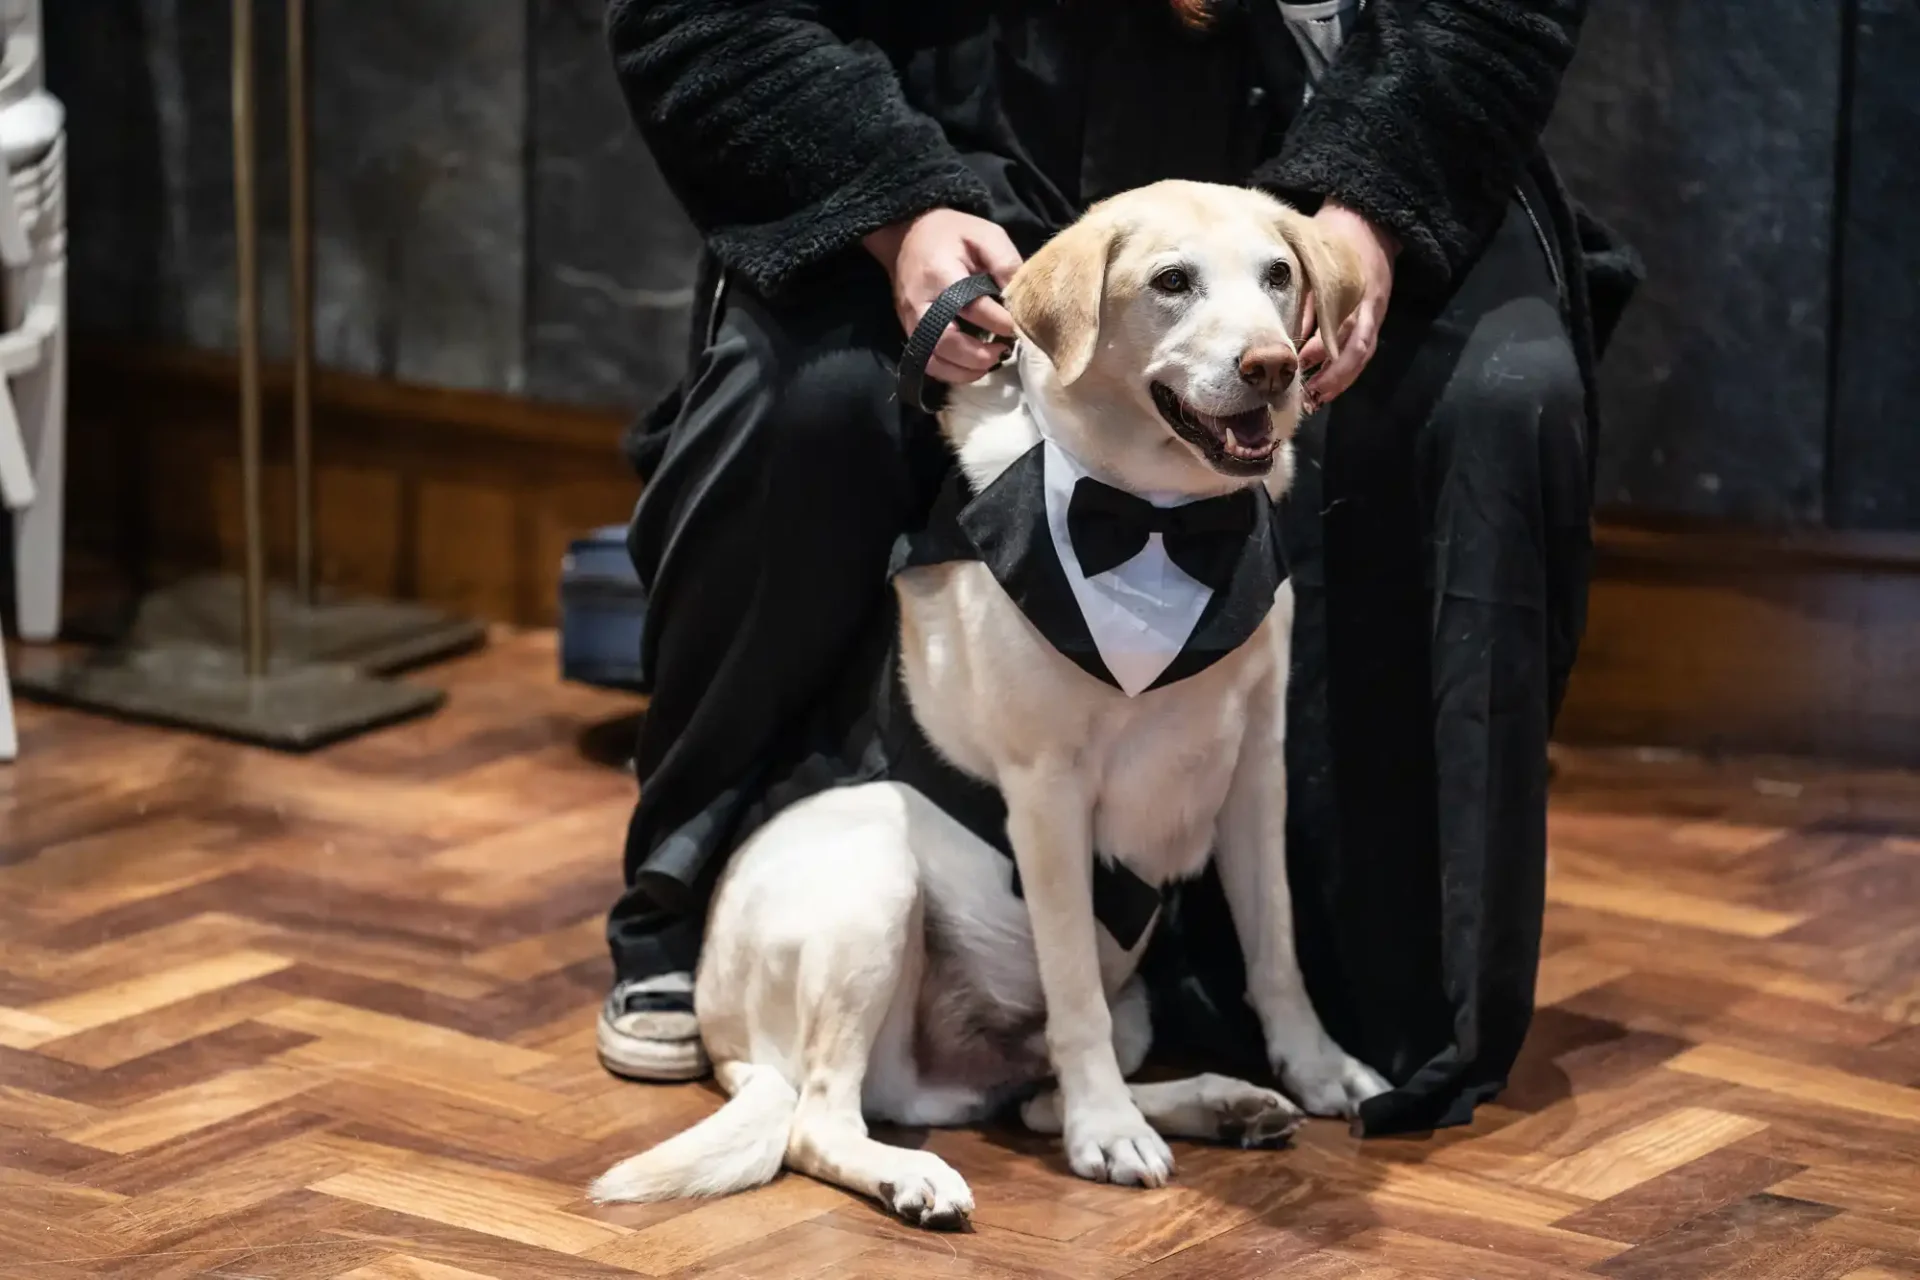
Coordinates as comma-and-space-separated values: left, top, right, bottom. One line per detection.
287, 0, 315, 602
231, 0, 268, 676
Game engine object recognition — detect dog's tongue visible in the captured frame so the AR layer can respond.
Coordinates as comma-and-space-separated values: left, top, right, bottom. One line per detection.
1223, 408, 1270, 445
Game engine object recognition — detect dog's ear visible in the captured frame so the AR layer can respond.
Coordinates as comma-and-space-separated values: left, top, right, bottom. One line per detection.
1273, 206, 1364, 363
1006, 214, 1119, 385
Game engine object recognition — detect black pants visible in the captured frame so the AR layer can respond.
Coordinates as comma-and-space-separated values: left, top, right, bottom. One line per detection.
609, 192, 1591, 1134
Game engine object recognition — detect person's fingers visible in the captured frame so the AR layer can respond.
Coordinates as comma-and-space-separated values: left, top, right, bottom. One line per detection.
961, 295, 1017, 339
1306, 312, 1362, 402
934, 329, 1002, 375
972, 228, 1025, 288
1304, 302, 1380, 404
927, 352, 986, 385
1297, 332, 1326, 374
1295, 293, 1326, 376
1304, 330, 1363, 403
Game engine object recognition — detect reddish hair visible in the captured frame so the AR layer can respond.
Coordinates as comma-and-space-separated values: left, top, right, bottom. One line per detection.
1169, 0, 1212, 28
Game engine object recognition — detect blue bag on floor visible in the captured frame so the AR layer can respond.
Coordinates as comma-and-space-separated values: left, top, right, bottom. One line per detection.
559, 525, 648, 693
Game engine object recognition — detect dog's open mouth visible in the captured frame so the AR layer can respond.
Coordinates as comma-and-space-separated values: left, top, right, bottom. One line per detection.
1150, 383, 1276, 475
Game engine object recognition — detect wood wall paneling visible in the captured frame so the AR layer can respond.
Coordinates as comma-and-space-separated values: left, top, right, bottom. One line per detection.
65, 345, 639, 630
1559, 516, 1920, 765
61, 345, 1920, 767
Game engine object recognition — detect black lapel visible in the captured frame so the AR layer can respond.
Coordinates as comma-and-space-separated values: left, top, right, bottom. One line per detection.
877, 642, 1162, 950
1149, 489, 1287, 690
894, 446, 1285, 695
890, 462, 979, 577
948, 445, 1124, 690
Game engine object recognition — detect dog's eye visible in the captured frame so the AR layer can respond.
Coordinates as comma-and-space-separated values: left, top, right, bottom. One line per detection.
1266, 260, 1293, 290
1151, 267, 1192, 294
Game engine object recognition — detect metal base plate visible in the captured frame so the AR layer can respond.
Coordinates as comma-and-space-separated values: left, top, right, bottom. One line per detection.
11, 644, 444, 751
67, 575, 487, 675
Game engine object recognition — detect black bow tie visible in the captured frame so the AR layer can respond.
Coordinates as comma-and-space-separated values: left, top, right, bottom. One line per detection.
1066, 477, 1258, 591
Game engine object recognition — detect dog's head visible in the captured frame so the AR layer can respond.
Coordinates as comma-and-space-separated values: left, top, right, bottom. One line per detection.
1005, 181, 1361, 496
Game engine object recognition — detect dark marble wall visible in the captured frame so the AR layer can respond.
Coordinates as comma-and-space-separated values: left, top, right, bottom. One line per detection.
1545, 2, 1844, 525
51, 1, 533, 389
1829, 0, 1920, 531
44, 1, 1920, 532
52, 1, 256, 349
307, 0, 528, 391
48, 0, 697, 415
526, 1, 701, 408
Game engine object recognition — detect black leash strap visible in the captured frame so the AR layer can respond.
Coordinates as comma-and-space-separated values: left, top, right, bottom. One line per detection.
897, 272, 1011, 414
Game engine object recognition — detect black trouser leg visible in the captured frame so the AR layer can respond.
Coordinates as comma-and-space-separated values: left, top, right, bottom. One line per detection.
606, 268, 942, 982
1150, 194, 1592, 1134
1309, 195, 1591, 1134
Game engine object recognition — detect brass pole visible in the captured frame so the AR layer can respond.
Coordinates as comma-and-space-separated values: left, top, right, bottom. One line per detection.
287, 0, 315, 603
231, 0, 268, 675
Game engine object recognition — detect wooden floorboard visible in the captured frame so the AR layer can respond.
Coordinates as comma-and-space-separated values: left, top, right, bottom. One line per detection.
5, 630, 1920, 1278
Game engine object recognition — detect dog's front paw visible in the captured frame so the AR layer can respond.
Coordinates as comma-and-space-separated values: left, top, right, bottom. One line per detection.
1273, 1036, 1391, 1120
1060, 1102, 1174, 1187
878, 1151, 975, 1230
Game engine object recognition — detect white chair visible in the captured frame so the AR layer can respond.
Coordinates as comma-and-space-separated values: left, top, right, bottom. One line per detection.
0, 0, 65, 761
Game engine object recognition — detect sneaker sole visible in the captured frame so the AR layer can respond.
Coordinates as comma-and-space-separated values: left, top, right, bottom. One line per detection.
596, 1010, 711, 1083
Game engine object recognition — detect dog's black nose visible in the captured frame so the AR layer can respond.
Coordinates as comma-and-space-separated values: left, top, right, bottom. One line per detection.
1239, 344, 1298, 394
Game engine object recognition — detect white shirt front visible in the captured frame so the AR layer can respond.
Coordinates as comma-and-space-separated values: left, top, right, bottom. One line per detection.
1031, 432, 1215, 698
1278, 0, 1363, 99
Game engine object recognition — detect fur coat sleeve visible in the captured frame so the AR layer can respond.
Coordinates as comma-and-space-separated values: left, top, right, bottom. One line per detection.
1254, 0, 1587, 295
604, 0, 993, 298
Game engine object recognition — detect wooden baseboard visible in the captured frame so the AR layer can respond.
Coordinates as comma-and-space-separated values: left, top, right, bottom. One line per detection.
63, 344, 1920, 765
1557, 513, 1920, 766
67, 343, 640, 628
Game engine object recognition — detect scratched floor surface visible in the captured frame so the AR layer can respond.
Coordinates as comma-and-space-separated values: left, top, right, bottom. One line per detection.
5, 630, 1920, 1278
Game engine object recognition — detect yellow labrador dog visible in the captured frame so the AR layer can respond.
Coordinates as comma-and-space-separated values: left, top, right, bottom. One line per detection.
592, 180, 1389, 1227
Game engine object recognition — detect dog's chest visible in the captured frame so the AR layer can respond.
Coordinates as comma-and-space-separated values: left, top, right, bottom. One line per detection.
1089, 703, 1243, 878
899, 560, 1272, 885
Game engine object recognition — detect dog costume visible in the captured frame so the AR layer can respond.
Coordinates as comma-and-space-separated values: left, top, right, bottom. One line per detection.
843, 277, 1289, 952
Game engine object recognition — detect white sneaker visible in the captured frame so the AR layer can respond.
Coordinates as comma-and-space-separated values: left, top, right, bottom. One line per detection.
597, 972, 709, 1082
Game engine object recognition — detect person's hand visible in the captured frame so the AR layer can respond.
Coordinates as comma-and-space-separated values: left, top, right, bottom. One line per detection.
864, 209, 1023, 385
1297, 200, 1398, 410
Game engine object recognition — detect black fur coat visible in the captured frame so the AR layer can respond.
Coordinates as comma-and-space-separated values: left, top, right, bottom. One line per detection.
611, 1, 1614, 293
606, 0, 1636, 468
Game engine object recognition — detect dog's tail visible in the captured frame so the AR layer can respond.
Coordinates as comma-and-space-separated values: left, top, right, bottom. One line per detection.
588, 1063, 798, 1204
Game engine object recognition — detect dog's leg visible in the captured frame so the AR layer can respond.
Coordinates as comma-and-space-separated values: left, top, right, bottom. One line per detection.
1020, 978, 1304, 1149
778, 802, 974, 1230
1021, 1075, 1303, 1148
1215, 654, 1391, 1119
1003, 767, 1173, 1187
787, 1031, 974, 1230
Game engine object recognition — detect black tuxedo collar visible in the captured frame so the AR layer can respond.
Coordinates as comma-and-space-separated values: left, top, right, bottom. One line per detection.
891, 442, 1285, 692
1067, 473, 1259, 589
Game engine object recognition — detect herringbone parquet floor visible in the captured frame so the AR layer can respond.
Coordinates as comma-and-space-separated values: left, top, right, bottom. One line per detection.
6, 630, 1920, 1278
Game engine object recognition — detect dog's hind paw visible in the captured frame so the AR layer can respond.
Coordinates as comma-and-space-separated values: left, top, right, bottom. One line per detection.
1202, 1077, 1305, 1149
878, 1153, 974, 1230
